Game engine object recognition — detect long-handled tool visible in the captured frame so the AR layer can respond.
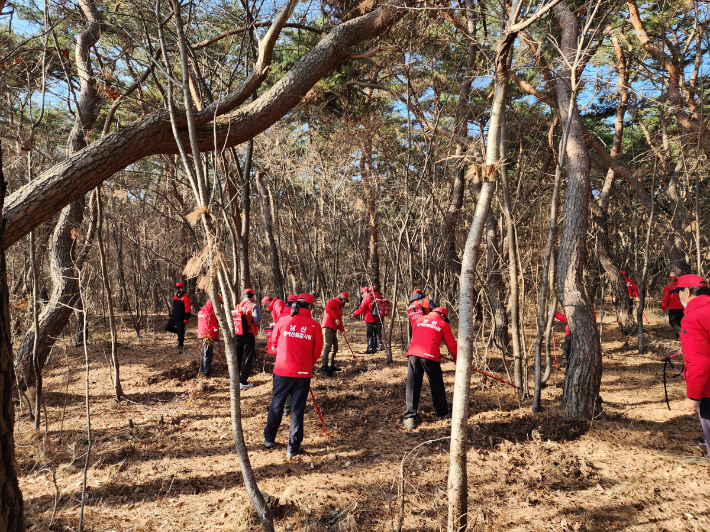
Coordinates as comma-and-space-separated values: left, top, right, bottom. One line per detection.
643, 311, 650, 324
552, 331, 558, 369
662, 352, 684, 410
440, 355, 517, 389
341, 330, 357, 359
309, 387, 329, 437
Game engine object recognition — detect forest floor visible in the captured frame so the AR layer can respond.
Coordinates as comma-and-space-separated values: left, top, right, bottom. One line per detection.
14, 306, 710, 532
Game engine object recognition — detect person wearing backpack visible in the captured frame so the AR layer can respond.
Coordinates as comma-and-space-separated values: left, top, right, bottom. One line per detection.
198, 299, 219, 376
352, 287, 379, 353
234, 288, 261, 390
165, 282, 192, 350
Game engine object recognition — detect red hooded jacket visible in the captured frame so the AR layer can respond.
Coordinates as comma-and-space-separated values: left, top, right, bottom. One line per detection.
661, 278, 683, 310
554, 308, 596, 336
353, 293, 379, 323
322, 297, 345, 331
680, 295, 710, 399
624, 275, 639, 298
407, 312, 458, 363
197, 301, 218, 340
268, 298, 286, 323
272, 308, 324, 378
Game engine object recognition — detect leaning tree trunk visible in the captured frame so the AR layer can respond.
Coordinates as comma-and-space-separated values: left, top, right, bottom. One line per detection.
554, 1, 602, 419
0, 145, 26, 532
14, 0, 103, 389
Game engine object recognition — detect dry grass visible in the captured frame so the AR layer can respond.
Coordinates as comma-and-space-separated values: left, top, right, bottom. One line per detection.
14, 311, 710, 531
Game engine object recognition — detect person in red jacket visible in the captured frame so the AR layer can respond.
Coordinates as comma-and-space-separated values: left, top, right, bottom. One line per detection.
280, 295, 298, 320
370, 286, 384, 350
165, 282, 192, 350
198, 300, 219, 376
672, 275, 710, 456
263, 293, 324, 458
319, 292, 349, 376
661, 276, 684, 336
407, 289, 438, 326
234, 288, 261, 391
622, 271, 640, 318
262, 296, 286, 324
352, 287, 380, 354
554, 308, 596, 368
402, 307, 457, 429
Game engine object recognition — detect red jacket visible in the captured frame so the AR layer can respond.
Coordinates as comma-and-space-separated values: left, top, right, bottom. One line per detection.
269, 298, 286, 323
353, 294, 379, 323
624, 275, 639, 298
272, 308, 323, 378
680, 295, 710, 399
197, 301, 218, 339
407, 312, 458, 363
407, 297, 434, 326
554, 308, 596, 336
662, 279, 683, 310
322, 297, 345, 331
236, 300, 258, 336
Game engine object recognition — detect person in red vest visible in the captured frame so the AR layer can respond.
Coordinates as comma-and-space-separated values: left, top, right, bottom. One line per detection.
622, 271, 639, 318
370, 286, 384, 350
198, 299, 219, 376
554, 307, 596, 368
662, 276, 684, 336
402, 307, 457, 429
262, 296, 286, 324
263, 293, 324, 458
165, 282, 191, 350
671, 275, 710, 456
407, 289, 438, 327
235, 288, 261, 391
280, 295, 298, 320
319, 292, 349, 376
352, 287, 379, 353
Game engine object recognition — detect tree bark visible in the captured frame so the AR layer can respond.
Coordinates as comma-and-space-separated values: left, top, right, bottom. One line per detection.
0, 145, 25, 532
360, 136, 380, 288
554, 1, 602, 419
486, 209, 508, 351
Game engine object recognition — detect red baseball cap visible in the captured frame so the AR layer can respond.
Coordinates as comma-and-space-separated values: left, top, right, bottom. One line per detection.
432, 307, 448, 316
297, 293, 314, 304
670, 274, 708, 293
175, 282, 185, 288
360, 287, 368, 293
339, 292, 349, 300
620, 271, 627, 276
412, 289, 423, 296
669, 275, 678, 281
287, 294, 297, 303
261, 296, 272, 306
243, 288, 255, 296
370, 286, 378, 291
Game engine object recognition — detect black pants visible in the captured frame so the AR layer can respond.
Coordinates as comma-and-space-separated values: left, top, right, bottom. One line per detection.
627, 298, 635, 319
366, 322, 377, 353
236, 332, 255, 385
668, 309, 684, 335
264, 375, 311, 454
165, 318, 185, 346
404, 356, 448, 419
699, 398, 710, 458
374, 321, 383, 350
200, 340, 214, 375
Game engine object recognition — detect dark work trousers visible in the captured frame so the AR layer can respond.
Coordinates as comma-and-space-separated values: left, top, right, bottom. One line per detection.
668, 309, 685, 336
404, 355, 448, 419
366, 322, 377, 353
200, 340, 214, 375
698, 398, 710, 458
264, 375, 311, 454
322, 327, 339, 367
165, 318, 186, 347
374, 321, 384, 350
562, 334, 572, 365
627, 299, 635, 319
236, 332, 255, 385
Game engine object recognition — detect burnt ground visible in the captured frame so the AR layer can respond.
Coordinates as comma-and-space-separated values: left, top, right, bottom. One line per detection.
14, 308, 710, 531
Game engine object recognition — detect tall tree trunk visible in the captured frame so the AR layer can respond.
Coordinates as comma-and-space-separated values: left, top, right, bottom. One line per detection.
360, 136, 380, 288
554, 1, 602, 419
486, 209, 508, 351
255, 169, 284, 299
0, 145, 25, 532
239, 139, 253, 291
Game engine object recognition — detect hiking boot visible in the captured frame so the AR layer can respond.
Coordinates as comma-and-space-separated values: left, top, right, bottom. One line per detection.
559, 357, 568, 368
263, 439, 275, 450
438, 412, 452, 421
283, 409, 291, 417
319, 366, 333, 376
286, 446, 302, 458
402, 418, 417, 430
365, 349, 374, 355
330, 365, 342, 372
177, 344, 184, 351
699, 438, 706, 447
240, 383, 254, 391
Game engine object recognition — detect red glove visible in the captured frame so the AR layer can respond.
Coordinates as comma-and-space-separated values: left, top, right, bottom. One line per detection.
183, 319, 188, 324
